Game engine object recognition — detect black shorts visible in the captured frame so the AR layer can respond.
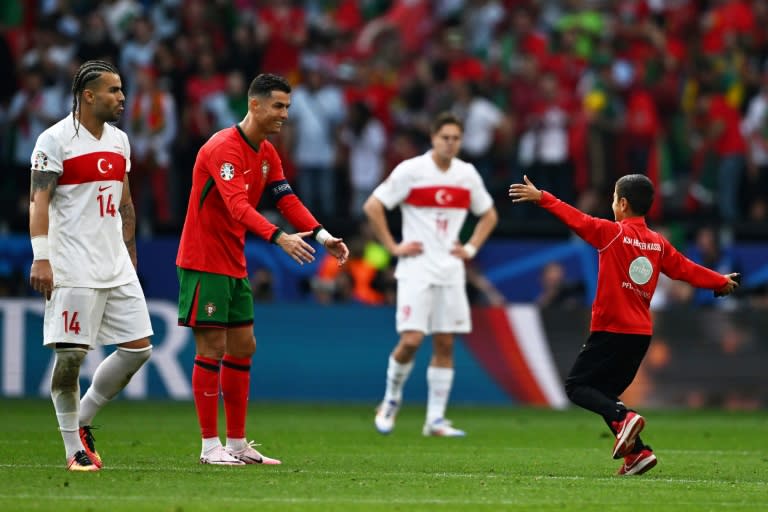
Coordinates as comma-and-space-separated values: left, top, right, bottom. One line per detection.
565, 331, 651, 399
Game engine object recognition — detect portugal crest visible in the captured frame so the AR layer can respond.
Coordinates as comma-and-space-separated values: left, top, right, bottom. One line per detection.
261, 160, 270, 179
205, 302, 217, 317
220, 162, 235, 181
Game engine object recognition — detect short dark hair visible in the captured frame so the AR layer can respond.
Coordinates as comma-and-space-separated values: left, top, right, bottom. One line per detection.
616, 174, 654, 215
248, 73, 291, 98
431, 112, 463, 135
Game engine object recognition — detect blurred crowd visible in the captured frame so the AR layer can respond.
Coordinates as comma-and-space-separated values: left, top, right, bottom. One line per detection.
1, 0, 768, 304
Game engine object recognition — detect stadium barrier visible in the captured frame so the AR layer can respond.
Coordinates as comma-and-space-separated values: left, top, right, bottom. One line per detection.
0, 300, 765, 408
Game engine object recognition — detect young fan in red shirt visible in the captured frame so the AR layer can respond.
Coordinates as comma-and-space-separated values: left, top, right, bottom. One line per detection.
509, 174, 740, 476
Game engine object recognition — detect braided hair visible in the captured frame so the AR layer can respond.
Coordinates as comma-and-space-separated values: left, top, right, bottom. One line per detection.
71, 60, 119, 135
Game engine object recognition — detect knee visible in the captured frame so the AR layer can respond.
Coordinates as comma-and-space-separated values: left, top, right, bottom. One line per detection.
51, 347, 88, 392
431, 334, 454, 357
228, 336, 256, 359
117, 345, 152, 367
564, 379, 580, 402
396, 332, 424, 359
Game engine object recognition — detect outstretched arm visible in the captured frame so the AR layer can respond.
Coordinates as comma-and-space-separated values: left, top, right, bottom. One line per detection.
510, 175, 619, 249
508, 175, 543, 203
119, 175, 137, 268
29, 170, 57, 299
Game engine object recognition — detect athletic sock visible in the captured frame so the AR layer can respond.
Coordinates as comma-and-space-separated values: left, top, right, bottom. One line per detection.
202, 437, 222, 454
226, 437, 248, 451
383, 355, 414, 403
192, 355, 220, 439
79, 346, 152, 426
50, 348, 88, 457
221, 354, 251, 439
426, 366, 454, 424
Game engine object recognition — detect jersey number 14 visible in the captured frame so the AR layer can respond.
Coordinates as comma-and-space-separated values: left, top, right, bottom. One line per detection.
62, 310, 81, 335
97, 193, 116, 217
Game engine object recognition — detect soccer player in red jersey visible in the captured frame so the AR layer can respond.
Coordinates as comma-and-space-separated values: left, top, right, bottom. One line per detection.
509, 174, 740, 476
176, 73, 349, 465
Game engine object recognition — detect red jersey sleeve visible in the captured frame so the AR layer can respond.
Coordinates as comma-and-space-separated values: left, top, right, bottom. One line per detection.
262, 144, 321, 232
539, 191, 621, 249
659, 237, 729, 289
209, 144, 279, 241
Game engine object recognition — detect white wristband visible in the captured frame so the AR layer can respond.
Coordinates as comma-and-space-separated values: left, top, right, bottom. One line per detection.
463, 243, 477, 259
315, 228, 333, 246
31, 236, 50, 260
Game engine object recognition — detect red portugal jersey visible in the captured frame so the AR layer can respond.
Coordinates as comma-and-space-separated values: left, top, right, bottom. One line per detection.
177, 126, 320, 278
540, 192, 728, 335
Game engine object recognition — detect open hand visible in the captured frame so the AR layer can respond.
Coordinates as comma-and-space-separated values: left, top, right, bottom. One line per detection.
508, 175, 543, 203
323, 237, 350, 266
276, 231, 316, 265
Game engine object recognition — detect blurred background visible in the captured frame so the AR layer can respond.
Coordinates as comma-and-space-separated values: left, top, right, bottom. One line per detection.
0, 0, 766, 410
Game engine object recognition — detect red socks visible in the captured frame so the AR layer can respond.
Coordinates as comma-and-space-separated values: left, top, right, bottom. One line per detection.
221, 355, 251, 439
192, 355, 220, 438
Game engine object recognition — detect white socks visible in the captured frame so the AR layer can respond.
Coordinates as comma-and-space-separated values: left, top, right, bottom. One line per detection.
426, 366, 454, 424
79, 346, 152, 426
383, 355, 414, 403
50, 348, 88, 457
226, 438, 248, 451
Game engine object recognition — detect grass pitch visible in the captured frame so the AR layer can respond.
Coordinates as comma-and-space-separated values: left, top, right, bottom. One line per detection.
0, 400, 765, 511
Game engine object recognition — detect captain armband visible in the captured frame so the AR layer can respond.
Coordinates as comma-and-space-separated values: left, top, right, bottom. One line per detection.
268, 179, 294, 202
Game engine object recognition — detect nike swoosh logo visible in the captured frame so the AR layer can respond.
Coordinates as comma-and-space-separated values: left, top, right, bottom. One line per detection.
243, 169, 252, 174
98, 185, 112, 192
203, 392, 218, 397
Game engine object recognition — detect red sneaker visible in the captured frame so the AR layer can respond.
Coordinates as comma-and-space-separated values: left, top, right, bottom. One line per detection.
618, 448, 657, 476
66, 450, 99, 472
79, 426, 103, 468
611, 411, 645, 459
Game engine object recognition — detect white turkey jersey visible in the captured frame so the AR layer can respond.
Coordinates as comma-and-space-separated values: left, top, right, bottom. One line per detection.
373, 151, 493, 285
31, 116, 136, 288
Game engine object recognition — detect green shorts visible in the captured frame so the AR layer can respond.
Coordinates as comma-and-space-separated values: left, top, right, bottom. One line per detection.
177, 267, 254, 328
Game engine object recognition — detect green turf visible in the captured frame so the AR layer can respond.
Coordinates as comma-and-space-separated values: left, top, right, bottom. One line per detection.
0, 400, 766, 511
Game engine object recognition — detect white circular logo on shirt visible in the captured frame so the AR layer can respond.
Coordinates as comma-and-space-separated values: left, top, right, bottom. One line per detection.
32, 150, 48, 170
628, 256, 653, 285
97, 158, 112, 174
220, 162, 235, 181
435, 189, 452, 205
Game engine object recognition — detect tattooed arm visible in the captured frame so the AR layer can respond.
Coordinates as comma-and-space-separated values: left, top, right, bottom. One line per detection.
119, 174, 138, 268
29, 170, 58, 299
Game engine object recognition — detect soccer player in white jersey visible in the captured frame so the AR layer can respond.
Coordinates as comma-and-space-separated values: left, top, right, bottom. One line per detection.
363, 112, 498, 436
28, 60, 153, 471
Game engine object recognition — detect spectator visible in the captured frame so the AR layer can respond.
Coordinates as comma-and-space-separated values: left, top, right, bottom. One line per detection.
341, 101, 387, 218
285, 58, 346, 217
124, 66, 177, 233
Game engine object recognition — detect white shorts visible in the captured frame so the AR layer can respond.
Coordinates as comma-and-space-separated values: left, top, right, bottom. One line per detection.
395, 280, 471, 335
43, 280, 154, 347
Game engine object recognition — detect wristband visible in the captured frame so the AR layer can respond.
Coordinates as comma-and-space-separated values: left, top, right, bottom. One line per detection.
315, 228, 333, 246
31, 236, 50, 260
463, 243, 477, 259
